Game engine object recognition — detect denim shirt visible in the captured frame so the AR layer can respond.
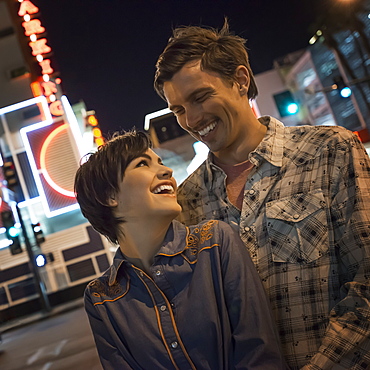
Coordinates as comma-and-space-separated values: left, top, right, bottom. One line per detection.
85, 220, 285, 369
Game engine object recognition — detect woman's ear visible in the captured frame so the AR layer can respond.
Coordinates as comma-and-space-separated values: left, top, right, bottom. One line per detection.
235, 65, 250, 96
108, 195, 118, 207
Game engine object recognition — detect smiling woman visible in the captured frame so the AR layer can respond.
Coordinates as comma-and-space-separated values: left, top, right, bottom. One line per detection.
74, 130, 286, 370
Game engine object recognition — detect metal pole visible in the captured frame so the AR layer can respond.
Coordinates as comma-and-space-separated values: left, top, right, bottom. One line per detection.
16, 204, 51, 312
332, 49, 367, 130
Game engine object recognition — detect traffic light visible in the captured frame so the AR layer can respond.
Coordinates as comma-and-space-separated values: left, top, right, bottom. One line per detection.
32, 222, 45, 245
34, 253, 47, 267
1, 210, 22, 255
2, 161, 18, 190
332, 76, 352, 98
85, 111, 105, 146
273, 90, 299, 118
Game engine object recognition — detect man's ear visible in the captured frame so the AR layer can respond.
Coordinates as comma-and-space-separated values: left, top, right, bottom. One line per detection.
235, 65, 250, 95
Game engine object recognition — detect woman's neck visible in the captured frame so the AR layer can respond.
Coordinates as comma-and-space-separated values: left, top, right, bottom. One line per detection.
117, 219, 172, 274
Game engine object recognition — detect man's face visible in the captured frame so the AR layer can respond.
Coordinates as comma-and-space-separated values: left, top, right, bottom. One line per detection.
111, 149, 181, 223
163, 61, 248, 155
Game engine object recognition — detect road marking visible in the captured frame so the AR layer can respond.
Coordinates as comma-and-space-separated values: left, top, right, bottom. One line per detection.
27, 339, 68, 365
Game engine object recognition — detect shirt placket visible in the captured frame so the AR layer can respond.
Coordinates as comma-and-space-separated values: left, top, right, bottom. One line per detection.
134, 268, 195, 370
240, 161, 278, 264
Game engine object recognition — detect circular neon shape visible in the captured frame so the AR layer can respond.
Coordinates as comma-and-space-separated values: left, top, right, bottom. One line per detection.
40, 123, 75, 197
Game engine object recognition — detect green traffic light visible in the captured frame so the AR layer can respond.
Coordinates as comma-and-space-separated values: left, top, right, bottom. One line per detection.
287, 103, 299, 115
9, 226, 20, 238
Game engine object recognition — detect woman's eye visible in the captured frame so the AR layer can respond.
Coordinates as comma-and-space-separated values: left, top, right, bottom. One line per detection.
136, 160, 148, 167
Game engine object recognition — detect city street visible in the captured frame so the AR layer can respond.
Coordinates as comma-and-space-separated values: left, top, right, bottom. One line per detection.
0, 304, 102, 370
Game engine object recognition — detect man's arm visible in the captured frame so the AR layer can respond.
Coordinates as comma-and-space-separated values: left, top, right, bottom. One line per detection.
219, 222, 287, 369
304, 134, 370, 369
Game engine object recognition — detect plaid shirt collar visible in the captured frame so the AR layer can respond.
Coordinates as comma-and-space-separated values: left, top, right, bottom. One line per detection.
203, 116, 285, 187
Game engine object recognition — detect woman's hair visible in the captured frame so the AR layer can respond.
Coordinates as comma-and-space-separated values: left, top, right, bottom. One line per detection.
154, 20, 258, 100
74, 130, 152, 244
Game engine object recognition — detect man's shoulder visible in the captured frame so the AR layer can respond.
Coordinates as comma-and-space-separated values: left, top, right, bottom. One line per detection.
285, 124, 356, 144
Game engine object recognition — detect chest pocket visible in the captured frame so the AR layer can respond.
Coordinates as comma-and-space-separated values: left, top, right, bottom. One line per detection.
265, 190, 329, 264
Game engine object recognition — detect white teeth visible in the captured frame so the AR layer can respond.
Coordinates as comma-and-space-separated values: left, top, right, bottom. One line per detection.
198, 121, 217, 136
153, 185, 174, 194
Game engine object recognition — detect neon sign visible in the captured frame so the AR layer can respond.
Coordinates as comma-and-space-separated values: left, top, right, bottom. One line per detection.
17, 0, 64, 117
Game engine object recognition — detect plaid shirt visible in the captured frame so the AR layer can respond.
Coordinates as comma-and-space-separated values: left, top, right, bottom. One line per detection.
177, 116, 370, 370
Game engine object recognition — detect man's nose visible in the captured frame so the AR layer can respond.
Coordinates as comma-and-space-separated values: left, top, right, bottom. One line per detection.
185, 108, 201, 130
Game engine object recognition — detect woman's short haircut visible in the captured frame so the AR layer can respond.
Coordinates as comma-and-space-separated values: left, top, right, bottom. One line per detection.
74, 130, 152, 244
154, 20, 258, 100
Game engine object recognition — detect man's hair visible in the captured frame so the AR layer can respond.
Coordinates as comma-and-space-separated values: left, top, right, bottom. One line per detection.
154, 20, 258, 100
74, 130, 152, 245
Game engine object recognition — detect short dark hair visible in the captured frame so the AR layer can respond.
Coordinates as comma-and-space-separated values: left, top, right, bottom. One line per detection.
74, 130, 152, 244
154, 20, 258, 100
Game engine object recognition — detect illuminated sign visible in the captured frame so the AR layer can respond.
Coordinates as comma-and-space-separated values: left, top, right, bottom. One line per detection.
0, 95, 82, 218
16, 0, 64, 117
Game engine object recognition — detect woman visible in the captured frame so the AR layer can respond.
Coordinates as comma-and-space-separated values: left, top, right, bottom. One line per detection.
74, 131, 285, 369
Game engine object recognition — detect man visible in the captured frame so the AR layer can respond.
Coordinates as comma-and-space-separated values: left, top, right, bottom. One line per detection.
154, 22, 370, 369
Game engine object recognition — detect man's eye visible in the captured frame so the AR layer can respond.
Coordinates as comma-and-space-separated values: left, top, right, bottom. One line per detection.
195, 94, 208, 103
173, 109, 184, 116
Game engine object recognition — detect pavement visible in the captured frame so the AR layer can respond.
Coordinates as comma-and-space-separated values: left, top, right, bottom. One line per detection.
0, 297, 85, 334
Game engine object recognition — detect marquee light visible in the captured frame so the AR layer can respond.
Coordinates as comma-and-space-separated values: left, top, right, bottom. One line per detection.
61, 95, 85, 157
0, 96, 52, 127
144, 108, 171, 131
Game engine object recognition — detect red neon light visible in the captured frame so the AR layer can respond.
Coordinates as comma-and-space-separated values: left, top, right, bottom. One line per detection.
49, 101, 64, 116
40, 124, 75, 198
18, 0, 39, 16
22, 19, 45, 36
17, 1, 63, 118
41, 81, 57, 96
29, 38, 51, 56
39, 59, 53, 75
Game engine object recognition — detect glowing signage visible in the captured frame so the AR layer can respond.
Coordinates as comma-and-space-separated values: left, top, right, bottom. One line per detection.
16, 0, 64, 117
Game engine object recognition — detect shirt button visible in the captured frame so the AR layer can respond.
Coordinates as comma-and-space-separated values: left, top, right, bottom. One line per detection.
293, 214, 300, 219
155, 270, 161, 276
171, 341, 178, 349
139, 271, 144, 277
244, 226, 250, 232
249, 189, 255, 195
160, 305, 166, 311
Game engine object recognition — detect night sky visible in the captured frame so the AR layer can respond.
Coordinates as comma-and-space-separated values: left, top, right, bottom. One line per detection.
34, 0, 325, 135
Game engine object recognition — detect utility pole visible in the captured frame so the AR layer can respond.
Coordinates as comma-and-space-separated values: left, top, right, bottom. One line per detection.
15, 204, 51, 312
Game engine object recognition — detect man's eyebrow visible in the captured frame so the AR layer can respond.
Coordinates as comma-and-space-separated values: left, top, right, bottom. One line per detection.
169, 87, 214, 111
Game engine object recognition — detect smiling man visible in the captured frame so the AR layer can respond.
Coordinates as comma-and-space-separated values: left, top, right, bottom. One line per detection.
74, 130, 285, 369
154, 21, 370, 369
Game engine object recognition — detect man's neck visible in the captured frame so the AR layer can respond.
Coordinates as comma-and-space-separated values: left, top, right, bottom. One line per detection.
213, 119, 267, 165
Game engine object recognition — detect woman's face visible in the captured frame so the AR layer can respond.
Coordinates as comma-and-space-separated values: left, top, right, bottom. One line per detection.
110, 149, 181, 223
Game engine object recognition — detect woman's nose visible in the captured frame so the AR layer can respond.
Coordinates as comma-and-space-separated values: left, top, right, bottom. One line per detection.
158, 166, 173, 178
